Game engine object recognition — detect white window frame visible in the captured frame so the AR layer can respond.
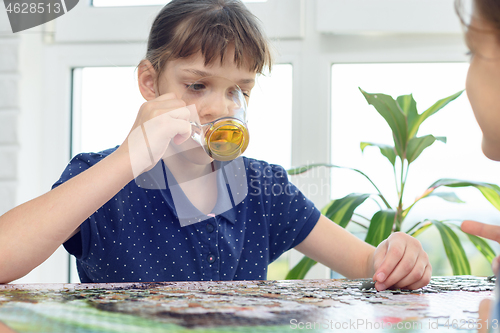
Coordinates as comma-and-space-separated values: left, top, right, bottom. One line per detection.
54, 0, 305, 42
316, 0, 463, 34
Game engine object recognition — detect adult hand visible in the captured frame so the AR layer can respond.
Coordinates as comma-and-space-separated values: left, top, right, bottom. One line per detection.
461, 220, 500, 274
478, 298, 493, 333
0, 321, 17, 333
371, 232, 432, 291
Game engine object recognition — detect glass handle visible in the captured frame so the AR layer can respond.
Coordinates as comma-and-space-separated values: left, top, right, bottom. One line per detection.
190, 122, 202, 140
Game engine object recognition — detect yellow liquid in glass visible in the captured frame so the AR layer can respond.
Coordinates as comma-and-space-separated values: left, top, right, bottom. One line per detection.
205, 119, 249, 161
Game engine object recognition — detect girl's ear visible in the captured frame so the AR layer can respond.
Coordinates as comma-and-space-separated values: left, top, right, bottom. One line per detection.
138, 60, 157, 101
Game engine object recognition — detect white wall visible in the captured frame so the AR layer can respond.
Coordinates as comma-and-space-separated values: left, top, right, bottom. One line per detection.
0, 8, 70, 283
0, 9, 19, 217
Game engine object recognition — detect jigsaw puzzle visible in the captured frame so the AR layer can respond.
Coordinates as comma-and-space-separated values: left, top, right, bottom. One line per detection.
0, 276, 495, 332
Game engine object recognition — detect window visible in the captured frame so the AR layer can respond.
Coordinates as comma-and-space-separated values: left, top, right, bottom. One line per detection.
331, 63, 500, 276
72, 67, 142, 154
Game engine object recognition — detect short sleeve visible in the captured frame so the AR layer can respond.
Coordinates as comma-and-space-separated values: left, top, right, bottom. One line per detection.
52, 148, 116, 260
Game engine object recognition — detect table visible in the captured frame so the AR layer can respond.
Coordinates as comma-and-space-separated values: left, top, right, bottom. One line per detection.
0, 276, 495, 332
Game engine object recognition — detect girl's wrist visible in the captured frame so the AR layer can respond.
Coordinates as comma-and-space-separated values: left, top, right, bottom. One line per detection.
109, 145, 136, 182
366, 248, 376, 278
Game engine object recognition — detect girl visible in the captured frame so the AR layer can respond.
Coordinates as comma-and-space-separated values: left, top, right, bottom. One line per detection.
0, 0, 430, 290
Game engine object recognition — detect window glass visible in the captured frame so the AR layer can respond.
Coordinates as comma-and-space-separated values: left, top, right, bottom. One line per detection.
331, 63, 500, 276
244, 64, 293, 170
72, 67, 141, 155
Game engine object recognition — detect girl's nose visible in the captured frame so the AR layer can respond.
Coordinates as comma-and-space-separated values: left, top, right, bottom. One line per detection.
199, 92, 233, 123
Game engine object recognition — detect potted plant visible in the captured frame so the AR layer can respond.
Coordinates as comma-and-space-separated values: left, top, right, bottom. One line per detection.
286, 88, 500, 279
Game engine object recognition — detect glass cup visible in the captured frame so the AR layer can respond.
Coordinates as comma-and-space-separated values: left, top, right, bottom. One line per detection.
183, 77, 249, 161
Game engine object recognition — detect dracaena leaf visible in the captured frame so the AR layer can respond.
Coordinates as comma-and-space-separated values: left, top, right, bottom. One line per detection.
285, 256, 317, 280
396, 94, 418, 117
364, 210, 396, 246
465, 234, 497, 264
435, 136, 447, 143
407, 90, 464, 139
359, 88, 408, 158
406, 135, 441, 163
477, 185, 500, 211
409, 222, 433, 238
286, 163, 336, 176
429, 179, 500, 211
287, 164, 390, 209
360, 142, 397, 167
322, 193, 371, 228
427, 192, 465, 203
397, 94, 418, 139
431, 220, 471, 275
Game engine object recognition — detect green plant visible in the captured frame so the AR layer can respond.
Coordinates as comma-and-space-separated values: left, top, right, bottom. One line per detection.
286, 88, 500, 279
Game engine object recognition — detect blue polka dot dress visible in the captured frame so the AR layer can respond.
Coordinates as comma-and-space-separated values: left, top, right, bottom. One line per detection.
54, 146, 321, 283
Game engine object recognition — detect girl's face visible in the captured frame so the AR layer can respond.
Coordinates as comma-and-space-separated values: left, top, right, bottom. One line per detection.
465, 14, 500, 160
156, 48, 257, 165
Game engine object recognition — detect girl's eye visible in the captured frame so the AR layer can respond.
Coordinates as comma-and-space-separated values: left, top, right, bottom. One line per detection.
228, 88, 249, 99
465, 50, 474, 58
189, 83, 206, 91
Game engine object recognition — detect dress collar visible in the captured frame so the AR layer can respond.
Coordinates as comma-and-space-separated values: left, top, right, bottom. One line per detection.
138, 159, 245, 226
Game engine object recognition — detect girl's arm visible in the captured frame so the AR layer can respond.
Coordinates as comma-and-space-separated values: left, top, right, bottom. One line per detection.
294, 214, 431, 291
0, 147, 134, 284
294, 214, 375, 279
0, 94, 192, 284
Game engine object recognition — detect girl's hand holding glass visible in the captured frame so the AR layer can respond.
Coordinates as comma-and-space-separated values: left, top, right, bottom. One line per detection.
124, 93, 192, 175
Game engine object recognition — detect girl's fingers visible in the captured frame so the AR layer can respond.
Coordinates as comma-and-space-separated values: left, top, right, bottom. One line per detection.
167, 117, 193, 145
403, 264, 432, 290
163, 106, 192, 121
140, 99, 187, 119
372, 234, 410, 289
142, 110, 192, 148
374, 246, 418, 291
125, 92, 196, 175
127, 105, 192, 175
372, 232, 430, 291
392, 253, 430, 290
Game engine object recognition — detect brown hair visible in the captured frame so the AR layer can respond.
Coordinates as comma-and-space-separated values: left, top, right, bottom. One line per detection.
145, 0, 273, 79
